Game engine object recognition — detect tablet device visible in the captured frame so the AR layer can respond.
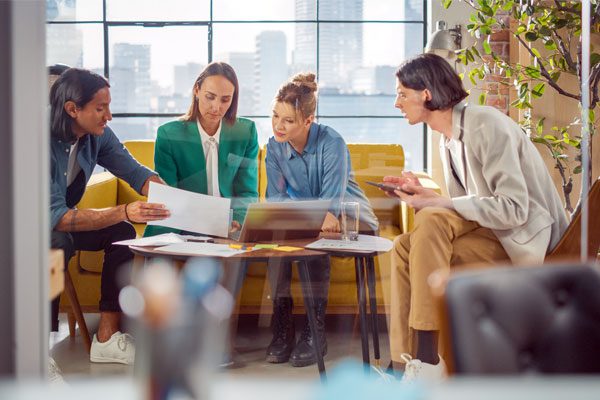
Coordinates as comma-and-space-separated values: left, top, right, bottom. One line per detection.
231, 200, 330, 242
364, 180, 411, 194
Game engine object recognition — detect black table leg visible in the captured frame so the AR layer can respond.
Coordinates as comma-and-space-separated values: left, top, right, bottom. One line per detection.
355, 257, 370, 373
296, 259, 327, 381
366, 256, 380, 365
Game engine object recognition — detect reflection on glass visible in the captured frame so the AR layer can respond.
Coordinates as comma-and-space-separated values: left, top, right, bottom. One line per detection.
108, 117, 175, 142
46, 0, 103, 21
319, 0, 424, 21
106, 0, 210, 21
46, 23, 103, 70
319, 23, 423, 95
318, 118, 423, 171
212, 23, 317, 116
213, 0, 311, 21
108, 26, 208, 113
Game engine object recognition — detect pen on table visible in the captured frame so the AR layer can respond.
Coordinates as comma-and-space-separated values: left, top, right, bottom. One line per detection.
186, 238, 214, 243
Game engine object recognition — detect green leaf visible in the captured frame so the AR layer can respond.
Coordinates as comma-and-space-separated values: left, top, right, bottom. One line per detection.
544, 40, 557, 50
531, 83, 545, 98
515, 25, 527, 35
478, 92, 487, 105
531, 48, 542, 59
466, 49, 475, 62
591, 53, 600, 67
502, 1, 514, 12
573, 166, 582, 174
525, 31, 538, 41
536, 117, 545, 134
549, 71, 561, 82
442, 0, 453, 9
483, 39, 492, 55
524, 66, 542, 79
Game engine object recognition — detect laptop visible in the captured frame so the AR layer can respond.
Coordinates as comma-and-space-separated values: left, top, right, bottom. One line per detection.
230, 200, 330, 243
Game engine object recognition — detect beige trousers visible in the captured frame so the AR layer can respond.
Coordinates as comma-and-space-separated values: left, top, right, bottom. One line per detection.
389, 207, 509, 362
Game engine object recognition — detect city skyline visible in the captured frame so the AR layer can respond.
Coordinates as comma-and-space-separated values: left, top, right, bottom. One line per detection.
46, 0, 426, 170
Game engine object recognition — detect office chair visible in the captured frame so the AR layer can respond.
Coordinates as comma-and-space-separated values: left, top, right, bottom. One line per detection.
445, 263, 600, 374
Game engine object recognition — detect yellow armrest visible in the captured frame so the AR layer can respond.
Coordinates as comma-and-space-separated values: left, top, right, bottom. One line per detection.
76, 172, 118, 209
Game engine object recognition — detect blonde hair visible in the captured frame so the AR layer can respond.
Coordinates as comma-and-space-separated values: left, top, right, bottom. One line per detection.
275, 72, 318, 119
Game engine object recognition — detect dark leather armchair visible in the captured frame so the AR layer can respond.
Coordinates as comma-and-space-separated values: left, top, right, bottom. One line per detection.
445, 264, 600, 374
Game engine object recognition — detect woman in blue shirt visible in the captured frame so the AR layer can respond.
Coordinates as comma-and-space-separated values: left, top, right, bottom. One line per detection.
265, 73, 379, 367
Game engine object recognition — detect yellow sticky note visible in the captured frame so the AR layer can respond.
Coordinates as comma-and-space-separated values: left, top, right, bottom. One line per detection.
229, 244, 243, 250
274, 246, 303, 252
254, 244, 279, 249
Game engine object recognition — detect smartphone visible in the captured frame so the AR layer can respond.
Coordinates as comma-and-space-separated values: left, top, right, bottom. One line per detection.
365, 180, 410, 195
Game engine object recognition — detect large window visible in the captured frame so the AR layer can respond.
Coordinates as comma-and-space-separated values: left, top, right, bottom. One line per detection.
46, 0, 427, 170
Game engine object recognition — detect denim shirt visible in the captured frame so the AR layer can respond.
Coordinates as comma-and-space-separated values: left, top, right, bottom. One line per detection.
265, 122, 379, 232
50, 127, 155, 229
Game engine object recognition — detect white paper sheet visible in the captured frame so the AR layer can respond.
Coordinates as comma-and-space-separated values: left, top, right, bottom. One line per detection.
113, 232, 213, 247
146, 182, 231, 237
153, 242, 247, 257
305, 234, 393, 253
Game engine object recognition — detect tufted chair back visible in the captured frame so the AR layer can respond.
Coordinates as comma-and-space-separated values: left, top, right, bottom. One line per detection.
445, 264, 600, 374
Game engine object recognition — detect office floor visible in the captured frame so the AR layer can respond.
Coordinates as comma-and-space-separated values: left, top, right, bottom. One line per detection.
50, 314, 391, 381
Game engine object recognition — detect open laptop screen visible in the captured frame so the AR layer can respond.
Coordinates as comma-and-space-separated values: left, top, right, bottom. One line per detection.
232, 200, 330, 242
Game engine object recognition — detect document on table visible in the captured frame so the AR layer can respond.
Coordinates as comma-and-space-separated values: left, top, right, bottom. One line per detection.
153, 242, 248, 257
113, 232, 213, 247
306, 234, 393, 252
146, 182, 231, 237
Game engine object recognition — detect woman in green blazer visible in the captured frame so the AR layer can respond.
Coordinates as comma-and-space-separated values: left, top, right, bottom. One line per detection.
145, 62, 259, 237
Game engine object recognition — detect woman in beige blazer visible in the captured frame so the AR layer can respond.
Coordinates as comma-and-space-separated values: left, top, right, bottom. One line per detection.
383, 53, 568, 381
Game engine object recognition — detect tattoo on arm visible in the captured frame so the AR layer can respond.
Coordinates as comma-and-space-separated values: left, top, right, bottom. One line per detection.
70, 209, 78, 232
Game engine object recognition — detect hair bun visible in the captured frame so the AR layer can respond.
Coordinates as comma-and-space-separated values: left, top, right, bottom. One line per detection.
291, 72, 318, 93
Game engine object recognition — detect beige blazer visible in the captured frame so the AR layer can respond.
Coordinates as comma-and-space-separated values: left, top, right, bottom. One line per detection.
440, 101, 568, 264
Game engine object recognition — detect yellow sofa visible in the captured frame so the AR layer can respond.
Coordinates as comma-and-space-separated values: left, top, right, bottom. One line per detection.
60, 141, 439, 316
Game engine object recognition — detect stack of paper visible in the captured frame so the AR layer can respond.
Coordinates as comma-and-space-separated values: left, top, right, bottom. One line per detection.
306, 235, 393, 253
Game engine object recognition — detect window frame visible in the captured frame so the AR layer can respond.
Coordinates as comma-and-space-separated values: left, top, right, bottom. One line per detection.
46, 0, 428, 170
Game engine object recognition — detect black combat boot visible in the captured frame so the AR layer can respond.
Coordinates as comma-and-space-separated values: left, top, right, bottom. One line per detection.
289, 299, 327, 367
266, 297, 295, 363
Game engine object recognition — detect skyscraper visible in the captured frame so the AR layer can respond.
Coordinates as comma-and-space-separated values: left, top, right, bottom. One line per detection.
295, 0, 363, 92
218, 52, 255, 116
254, 31, 287, 115
173, 62, 203, 97
110, 43, 151, 113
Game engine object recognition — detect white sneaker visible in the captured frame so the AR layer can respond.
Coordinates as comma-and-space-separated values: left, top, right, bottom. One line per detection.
400, 353, 447, 383
90, 331, 135, 365
48, 357, 65, 384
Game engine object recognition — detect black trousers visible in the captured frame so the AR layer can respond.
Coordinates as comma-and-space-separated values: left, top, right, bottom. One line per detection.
267, 258, 331, 301
50, 222, 136, 330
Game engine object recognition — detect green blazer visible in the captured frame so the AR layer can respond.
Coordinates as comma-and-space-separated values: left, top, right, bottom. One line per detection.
144, 117, 259, 237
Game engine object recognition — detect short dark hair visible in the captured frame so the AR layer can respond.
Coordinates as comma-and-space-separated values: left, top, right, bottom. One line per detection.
50, 68, 110, 142
182, 62, 239, 125
395, 53, 468, 111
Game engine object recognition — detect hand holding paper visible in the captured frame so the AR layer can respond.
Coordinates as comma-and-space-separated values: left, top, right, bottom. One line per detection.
146, 182, 231, 237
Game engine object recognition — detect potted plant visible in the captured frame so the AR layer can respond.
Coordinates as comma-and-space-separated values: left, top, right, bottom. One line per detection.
443, 0, 599, 213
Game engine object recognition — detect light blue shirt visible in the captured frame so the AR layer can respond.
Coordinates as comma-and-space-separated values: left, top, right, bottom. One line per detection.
265, 122, 379, 232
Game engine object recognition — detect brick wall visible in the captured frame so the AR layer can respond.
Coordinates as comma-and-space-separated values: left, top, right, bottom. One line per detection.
484, 13, 510, 114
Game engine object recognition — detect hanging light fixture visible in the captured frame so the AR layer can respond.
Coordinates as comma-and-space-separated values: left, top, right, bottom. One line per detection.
425, 21, 462, 59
